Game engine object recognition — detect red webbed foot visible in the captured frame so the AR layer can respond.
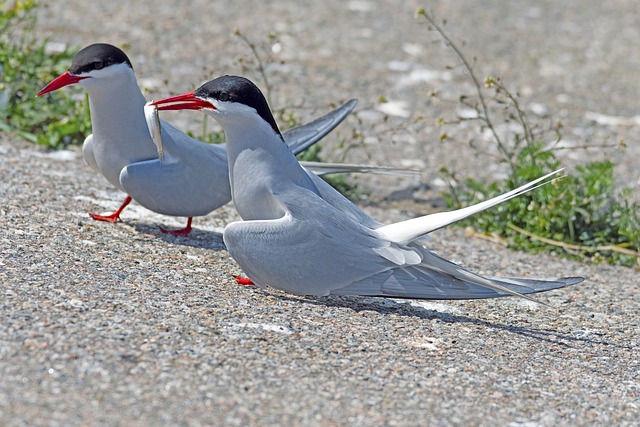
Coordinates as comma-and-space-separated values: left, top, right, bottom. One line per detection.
233, 276, 255, 286
160, 217, 193, 236
89, 195, 132, 223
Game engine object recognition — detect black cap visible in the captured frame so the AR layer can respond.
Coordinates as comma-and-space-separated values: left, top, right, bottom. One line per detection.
194, 75, 281, 137
69, 43, 133, 75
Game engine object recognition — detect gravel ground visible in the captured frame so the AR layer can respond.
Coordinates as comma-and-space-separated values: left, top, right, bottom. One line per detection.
1, 1, 639, 426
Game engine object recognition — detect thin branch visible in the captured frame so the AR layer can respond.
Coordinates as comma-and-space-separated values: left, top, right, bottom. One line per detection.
233, 30, 273, 106
417, 9, 513, 168
464, 229, 508, 246
492, 79, 533, 146
508, 224, 640, 257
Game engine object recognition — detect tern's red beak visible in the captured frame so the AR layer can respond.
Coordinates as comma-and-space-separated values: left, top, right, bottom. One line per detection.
150, 92, 214, 111
37, 71, 90, 97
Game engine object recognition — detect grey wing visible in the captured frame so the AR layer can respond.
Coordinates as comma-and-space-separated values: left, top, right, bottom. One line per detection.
120, 123, 232, 217
282, 99, 357, 155
223, 185, 390, 296
334, 248, 583, 300
82, 134, 99, 172
225, 176, 583, 302
305, 170, 381, 228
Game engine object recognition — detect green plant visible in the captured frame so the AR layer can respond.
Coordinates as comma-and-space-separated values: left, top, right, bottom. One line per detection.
417, 8, 640, 267
0, 0, 91, 148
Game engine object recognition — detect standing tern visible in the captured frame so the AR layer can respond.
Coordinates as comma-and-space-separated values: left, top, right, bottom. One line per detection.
150, 75, 584, 302
37, 43, 394, 235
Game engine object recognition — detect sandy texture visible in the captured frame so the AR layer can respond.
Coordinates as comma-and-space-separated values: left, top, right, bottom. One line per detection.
1, 1, 638, 426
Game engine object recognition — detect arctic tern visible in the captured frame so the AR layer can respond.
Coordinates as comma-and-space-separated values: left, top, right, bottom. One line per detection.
150, 75, 584, 302
38, 43, 400, 235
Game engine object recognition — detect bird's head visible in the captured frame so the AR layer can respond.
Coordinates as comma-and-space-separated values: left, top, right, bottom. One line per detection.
150, 75, 282, 137
37, 43, 134, 96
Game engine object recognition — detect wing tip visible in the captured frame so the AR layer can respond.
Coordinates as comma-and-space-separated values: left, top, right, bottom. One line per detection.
345, 99, 358, 111
559, 276, 585, 287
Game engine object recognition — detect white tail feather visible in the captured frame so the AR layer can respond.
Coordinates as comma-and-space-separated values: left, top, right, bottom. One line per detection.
302, 161, 419, 177
376, 169, 564, 244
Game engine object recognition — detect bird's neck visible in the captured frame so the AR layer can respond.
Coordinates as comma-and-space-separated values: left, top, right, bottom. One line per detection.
219, 114, 320, 220
222, 115, 290, 162
84, 74, 157, 160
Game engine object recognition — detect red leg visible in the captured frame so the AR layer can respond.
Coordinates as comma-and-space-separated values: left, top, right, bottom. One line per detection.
89, 195, 132, 223
233, 276, 255, 286
160, 217, 193, 236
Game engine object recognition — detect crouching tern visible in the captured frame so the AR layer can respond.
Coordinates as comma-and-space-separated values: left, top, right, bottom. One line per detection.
38, 43, 403, 235
150, 75, 584, 302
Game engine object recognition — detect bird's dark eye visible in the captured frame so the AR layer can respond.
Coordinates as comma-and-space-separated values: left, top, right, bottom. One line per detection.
216, 91, 231, 102
93, 60, 105, 70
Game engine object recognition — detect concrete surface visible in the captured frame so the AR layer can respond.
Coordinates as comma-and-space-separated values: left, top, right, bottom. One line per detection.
1, 1, 638, 426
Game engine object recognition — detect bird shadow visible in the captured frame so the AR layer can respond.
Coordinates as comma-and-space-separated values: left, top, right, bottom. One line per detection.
132, 222, 227, 251
128, 219, 619, 351
272, 292, 622, 350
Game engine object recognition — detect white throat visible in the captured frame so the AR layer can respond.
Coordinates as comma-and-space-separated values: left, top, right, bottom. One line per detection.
79, 64, 159, 188
207, 102, 319, 221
